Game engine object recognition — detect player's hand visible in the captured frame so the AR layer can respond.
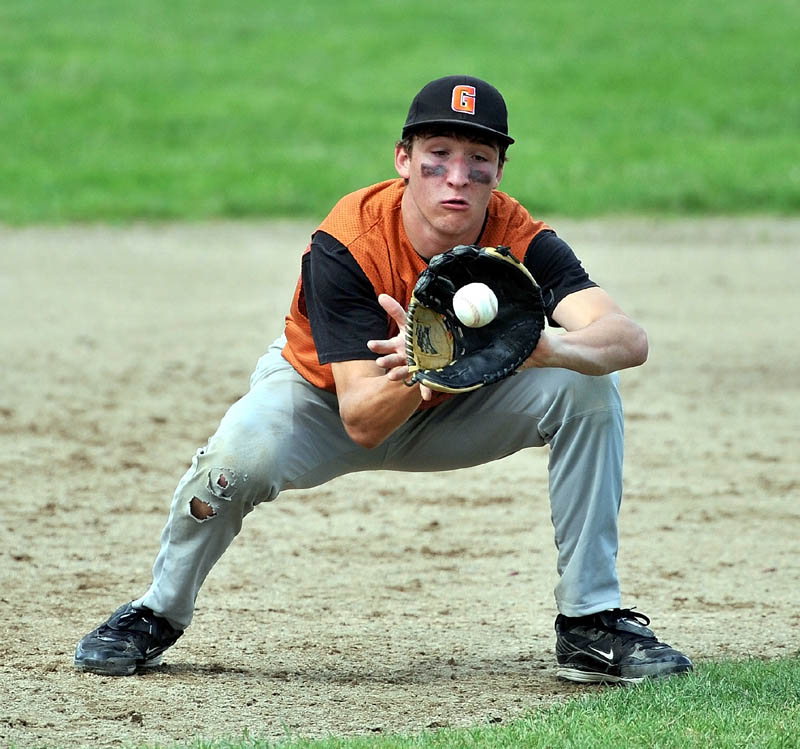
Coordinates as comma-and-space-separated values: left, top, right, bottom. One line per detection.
519, 328, 557, 369
367, 294, 433, 401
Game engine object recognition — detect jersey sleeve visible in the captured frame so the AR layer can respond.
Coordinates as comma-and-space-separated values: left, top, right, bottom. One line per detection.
523, 230, 597, 327
303, 231, 388, 364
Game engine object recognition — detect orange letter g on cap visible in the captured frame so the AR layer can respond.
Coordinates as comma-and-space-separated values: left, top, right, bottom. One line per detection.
451, 85, 476, 115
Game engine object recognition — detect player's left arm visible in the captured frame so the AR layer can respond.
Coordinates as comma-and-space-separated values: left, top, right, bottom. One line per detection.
522, 286, 648, 375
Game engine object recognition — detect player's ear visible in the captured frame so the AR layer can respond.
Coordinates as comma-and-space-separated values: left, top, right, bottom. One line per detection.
395, 145, 411, 179
494, 160, 504, 187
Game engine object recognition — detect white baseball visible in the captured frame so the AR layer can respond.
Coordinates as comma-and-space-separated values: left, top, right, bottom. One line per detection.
453, 282, 498, 328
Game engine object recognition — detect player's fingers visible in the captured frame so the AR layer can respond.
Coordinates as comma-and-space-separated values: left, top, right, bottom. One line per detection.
374, 352, 405, 370
420, 384, 433, 401
377, 293, 407, 328
367, 336, 402, 355
385, 365, 410, 382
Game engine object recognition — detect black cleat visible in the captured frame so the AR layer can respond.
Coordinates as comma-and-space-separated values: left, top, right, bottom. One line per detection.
555, 608, 692, 684
74, 602, 183, 676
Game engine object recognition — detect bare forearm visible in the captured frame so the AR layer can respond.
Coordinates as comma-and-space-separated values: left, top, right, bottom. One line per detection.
338, 374, 423, 448
525, 314, 648, 375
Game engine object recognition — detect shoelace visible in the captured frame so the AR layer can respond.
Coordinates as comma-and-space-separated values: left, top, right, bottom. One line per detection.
97, 609, 156, 638
608, 608, 651, 627
598, 609, 668, 649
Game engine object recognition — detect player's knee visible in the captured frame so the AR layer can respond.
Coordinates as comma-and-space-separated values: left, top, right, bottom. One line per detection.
563, 371, 621, 415
185, 443, 277, 524
188, 465, 245, 522
190, 495, 216, 521
183, 413, 283, 523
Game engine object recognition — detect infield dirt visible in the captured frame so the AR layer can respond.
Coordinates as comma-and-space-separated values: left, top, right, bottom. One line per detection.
1, 218, 798, 747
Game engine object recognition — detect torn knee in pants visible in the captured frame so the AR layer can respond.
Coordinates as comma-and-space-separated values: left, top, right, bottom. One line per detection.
188, 467, 241, 522
208, 468, 239, 499
190, 496, 216, 520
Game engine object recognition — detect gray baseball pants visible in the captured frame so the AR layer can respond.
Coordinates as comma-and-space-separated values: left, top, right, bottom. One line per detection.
135, 335, 624, 630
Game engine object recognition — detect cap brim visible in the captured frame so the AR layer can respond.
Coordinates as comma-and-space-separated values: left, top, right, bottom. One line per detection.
402, 118, 514, 146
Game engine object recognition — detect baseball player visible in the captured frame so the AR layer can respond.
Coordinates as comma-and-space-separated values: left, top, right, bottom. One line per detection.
74, 75, 692, 684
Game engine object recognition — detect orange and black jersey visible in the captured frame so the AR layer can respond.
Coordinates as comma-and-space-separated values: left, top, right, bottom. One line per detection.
283, 178, 596, 393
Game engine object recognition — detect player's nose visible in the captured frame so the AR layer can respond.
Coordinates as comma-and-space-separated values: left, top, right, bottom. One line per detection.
446, 156, 470, 187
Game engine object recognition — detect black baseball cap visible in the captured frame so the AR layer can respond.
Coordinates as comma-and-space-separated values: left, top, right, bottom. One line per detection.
402, 75, 514, 145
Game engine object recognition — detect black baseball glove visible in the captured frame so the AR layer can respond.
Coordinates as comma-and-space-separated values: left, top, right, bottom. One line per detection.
405, 244, 545, 393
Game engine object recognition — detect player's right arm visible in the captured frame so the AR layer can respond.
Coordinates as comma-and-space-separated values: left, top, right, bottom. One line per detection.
305, 234, 430, 448
332, 358, 423, 449
333, 293, 434, 448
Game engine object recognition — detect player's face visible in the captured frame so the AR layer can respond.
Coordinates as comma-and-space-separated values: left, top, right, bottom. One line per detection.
396, 134, 503, 258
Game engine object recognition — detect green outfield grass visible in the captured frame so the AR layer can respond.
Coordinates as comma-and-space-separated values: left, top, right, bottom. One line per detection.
1, 0, 799, 223
150, 659, 799, 748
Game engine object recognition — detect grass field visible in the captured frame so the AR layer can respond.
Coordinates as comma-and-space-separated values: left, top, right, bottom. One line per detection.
172, 659, 800, 748
1, 0, 799, 222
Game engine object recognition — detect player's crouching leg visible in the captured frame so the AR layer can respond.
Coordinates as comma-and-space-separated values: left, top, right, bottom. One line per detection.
75, 392, 289, 676
543, 372, 693, 683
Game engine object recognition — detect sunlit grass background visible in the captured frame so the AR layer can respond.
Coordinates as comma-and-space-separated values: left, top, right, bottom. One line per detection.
183, 659, 800, 748
1, 0, 798, 222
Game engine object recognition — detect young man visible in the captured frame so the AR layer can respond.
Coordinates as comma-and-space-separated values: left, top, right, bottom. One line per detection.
74, 75, 692, 684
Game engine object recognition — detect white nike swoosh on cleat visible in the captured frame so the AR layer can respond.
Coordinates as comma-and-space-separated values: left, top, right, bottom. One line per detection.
589, 645, 615, 660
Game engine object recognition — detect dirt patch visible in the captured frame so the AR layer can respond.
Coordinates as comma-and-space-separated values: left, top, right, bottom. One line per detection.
1, 218, 798, 748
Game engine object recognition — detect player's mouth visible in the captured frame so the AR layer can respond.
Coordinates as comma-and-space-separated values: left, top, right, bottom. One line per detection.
441, 197, 469, 210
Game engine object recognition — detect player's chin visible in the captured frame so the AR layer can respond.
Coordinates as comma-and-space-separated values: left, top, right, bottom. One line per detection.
433, 215, 481, 241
